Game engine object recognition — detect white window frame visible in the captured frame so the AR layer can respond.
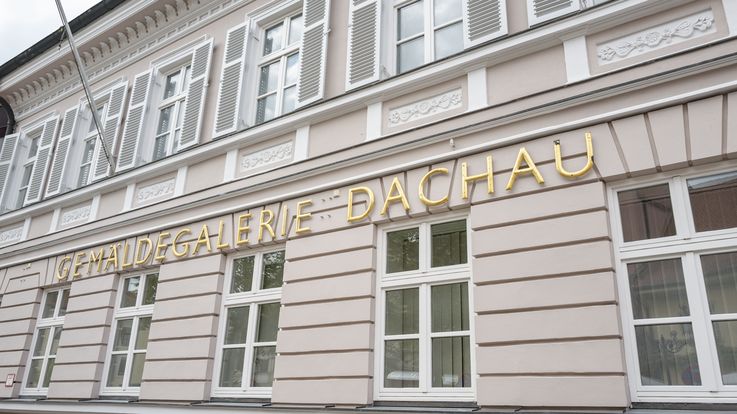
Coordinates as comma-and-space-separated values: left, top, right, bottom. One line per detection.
374, 213, 476, 402
21, 286, 70, 396
77, 101, 108, 188
609, 162, 737, 403
100, 272, 158, 397
16, 130, 41, 210
152, 63, 191, 161
212, 248, 285, 399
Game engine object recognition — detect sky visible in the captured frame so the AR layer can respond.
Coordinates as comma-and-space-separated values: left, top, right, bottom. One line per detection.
0, 0, 100, 66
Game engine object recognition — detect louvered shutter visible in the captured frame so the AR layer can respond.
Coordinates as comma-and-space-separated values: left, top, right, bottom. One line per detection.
214, 23, 250, 138
91, 81, 129, 181
118, 70, 153, 171
178, 39, 214, 150
463, 0, 508, 48
527, 0, 580, 26
346, 0, 381, 90
296, 0, 331, 107
45, 106, 79, 197
0, 133, 20, 208
24, 116, 59, 205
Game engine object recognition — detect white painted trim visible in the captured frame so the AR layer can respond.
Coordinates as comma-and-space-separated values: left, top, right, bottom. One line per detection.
466, 68, 488, 111
366, 102, 383, 141
90, 194, 102, 221
563, 35, 590, 83
723, 0, 737, 36
294, 126, 310, 162
49, 208, 60, 233
21, 217, 31, 241
224, 149, 238, 182
123, 183, 135, 212
174, 167, 188, 197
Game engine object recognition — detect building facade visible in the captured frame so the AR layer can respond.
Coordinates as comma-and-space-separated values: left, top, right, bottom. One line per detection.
0, 0, 736, 412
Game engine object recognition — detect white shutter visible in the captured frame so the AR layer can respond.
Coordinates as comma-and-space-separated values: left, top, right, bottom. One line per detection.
118, 70, 153, 171
463, 0, 507, 48
527, 0, 580, 26
0, 133, 20, 208
346, 0, 381, 90
24, 116, 59, 204
296, 0, 331, 107
213, 23, 250, 138
178, 39, 214, 150
45, 106, 79, 197
91, 81, 129, 181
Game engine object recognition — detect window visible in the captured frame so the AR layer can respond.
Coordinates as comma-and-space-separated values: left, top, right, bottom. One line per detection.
395, 0, 464, 74
78, 103, 106, 187
22, 287, 70, 395
103, 273, 158, 395
16, 131, 40, 209
612, 169, 737, 401
377, 217, 474, 401
213, 250, 285, 397
255, 13, 303, 124
153, 64, 190, 161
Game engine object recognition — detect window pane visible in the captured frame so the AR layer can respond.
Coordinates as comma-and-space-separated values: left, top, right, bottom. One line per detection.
163, 71, 180, 99
432, 336, 470, 388
386, 227, 420, 273
263, 22, 284, 55
431, 220, 467, 267
256, 302, 280, 343
288, 14, 303, 45
251, 346, 276, 387
43, 291, 58, 318
128, 353, 146, 387
713, 320, 737, 385
231, 256, 255, 293
635, 323, 700, 386
386, 288, 419, 335
219, 348, 245, 387
627, 258, 689, 319
26, 359, 43, 388
433, 0, 462, 26
434, 22, 463, 60
224, 306, 249, 345
81, 138, 96, 163
42, 357, 55, 388
262, 251, 285, 289
106, 354, 127, 387
618, 184, 676, 242
282, 86, 297, 115
121, 277, 140, 307
33, 328, 50, 357
142, 274, 158, 305
77, 164, 91, 188
157, 105, 173, 135
28, 137, 40, 158
688, 171, 737, 232
398, 1, 424, 40
259, 62, 280, 95
153, 134, 169, 161
384, 339, 419, 388
135, 317, 151, 350
284, 53, 300, 86
397, 36, 424, 74
58, 289, 70, 317
50, 327, 62, 355
113, 319, 133, 351
702, 251, 737, 314
256, 94, 277, 124
431, 282, 469, 333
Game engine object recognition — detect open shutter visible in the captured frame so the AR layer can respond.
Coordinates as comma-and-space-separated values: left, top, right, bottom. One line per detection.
346, 0, 381, 90
118, 70, 152, 172
296, 0, 331, 107
214, 23, 250, 138
0, 133, 20, 208
178, 39, 214, 151
527, 0, 580, 26
45, 106, 79, 197
463, 0, 507, 48
91, 81, 129, 181
24, 116, 59, 205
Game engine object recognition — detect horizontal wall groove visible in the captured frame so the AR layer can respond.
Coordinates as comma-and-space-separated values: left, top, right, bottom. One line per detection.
48, 379, 100, 383
58, 343, 106, 349
64, 305, 112, 315
280, 320, 373, 331
471, 207, 608, 232
68, 289, 116, 299
477, 372, 625, 377
473, 268, 614, 286
0, 301, 40, 310
477, 335, 622, 347
151, 313, 218, 323
158, 271, 224, 284
473, 236, 611, 258
469, 178, 602, 207
61, 324, 110, 331
145, 357, 214, 362
0, 316, 35, 323
141, 379, 208, 383
285, 269, 375, 284
281, 294, 373, 307
154, 291, 221, 302
476, 301, 617, 316
148, 334, 215, 342
52, 361, 100, 366
274, 375, 372, 381
286, 245, 375, 263
277, 349, 372, 356
0, 332, 31, 339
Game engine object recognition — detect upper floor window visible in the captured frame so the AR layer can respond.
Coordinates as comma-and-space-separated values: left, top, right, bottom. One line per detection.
611, 169, 737, 401
22, 287, 70, 395
17, 131, 41, 209
376, 217, 474, 401
213, 250, 285, 398
154, 64, 191, 161
255, 13, 303, 124
77, 102, 107, 188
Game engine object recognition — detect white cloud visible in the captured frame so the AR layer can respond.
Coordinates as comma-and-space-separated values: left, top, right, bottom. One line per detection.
0, 0, 100, 66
